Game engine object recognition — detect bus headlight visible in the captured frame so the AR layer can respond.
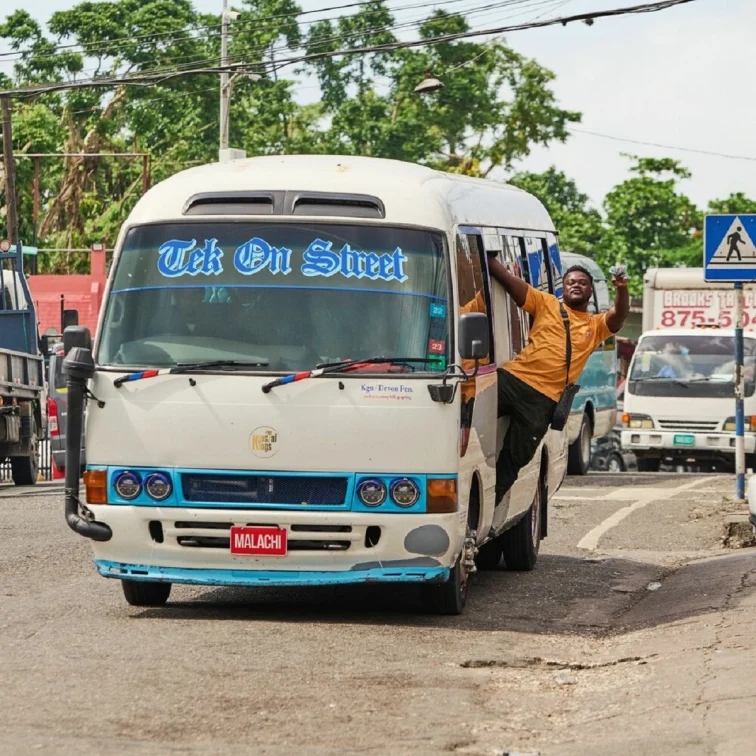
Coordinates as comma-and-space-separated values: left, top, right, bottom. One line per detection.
114, 471, 142, 500
144, 472, 173, 501
390, 478, 420, 508
357, 478, 387, 507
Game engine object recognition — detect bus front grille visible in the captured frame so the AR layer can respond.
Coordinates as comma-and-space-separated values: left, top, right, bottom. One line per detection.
181, 473, 349, 506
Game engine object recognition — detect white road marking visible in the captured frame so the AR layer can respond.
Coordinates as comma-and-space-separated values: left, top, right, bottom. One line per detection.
576, 478, 709, 551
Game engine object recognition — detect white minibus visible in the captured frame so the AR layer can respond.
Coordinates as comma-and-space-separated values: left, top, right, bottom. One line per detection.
63, 155, 567, 614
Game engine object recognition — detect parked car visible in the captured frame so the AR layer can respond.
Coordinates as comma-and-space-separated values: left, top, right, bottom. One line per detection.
48, 342, 86, 473
590, 430, 636, 472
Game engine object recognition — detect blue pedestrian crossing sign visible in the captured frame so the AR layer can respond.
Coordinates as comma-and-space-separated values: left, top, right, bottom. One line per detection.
704, 214, 756, 282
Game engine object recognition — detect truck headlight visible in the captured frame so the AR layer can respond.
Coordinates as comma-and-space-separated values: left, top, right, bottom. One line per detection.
724, 417, 756, 432
622, 413, 654, 429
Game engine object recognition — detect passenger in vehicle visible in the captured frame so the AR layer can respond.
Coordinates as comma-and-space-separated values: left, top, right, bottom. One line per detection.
486, 255, 629, 503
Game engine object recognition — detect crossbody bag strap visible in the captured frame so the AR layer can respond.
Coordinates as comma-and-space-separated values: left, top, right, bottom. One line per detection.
559, 302, 572, 388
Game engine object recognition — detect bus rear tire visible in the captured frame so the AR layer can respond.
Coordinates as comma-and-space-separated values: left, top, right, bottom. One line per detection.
475, 537, 503, 570
502, 473, 543, 572
121, 579, 172, 607
567, 413, 591, 476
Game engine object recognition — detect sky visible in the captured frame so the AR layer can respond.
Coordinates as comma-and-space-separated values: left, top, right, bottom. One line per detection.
1, 0, 754, 210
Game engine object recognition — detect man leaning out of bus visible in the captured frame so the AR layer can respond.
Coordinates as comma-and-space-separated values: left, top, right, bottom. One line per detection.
486, 256, 629, 503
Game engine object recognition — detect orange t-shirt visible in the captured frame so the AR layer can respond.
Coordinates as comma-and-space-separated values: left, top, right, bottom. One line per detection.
503, 287, 613, 402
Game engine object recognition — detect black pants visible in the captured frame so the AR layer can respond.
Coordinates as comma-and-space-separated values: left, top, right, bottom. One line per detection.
496, 369, 556, 500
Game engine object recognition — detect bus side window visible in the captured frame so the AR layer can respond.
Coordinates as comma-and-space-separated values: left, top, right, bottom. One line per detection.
501, 235, 529, 358
543, 235, 563, 300
456, 233, 492, 365
524, 236, 550, 293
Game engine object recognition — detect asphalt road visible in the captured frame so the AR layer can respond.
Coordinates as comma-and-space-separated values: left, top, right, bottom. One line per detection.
1, 473, 755, 755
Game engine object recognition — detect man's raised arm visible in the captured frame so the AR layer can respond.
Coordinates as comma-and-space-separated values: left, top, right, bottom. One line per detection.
606, 268, 630, 333
487, 254, 529, 308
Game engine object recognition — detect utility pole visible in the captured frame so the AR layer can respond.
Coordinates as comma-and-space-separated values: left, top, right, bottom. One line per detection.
220, 0, 230, 154
1, 96, 19, 244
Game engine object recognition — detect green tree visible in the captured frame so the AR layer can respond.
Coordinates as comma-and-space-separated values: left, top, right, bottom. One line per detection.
1, 0, 582, 272
305, 6, 580, 174
602, 155, 700, 293
508, 167, 604, 257
707, 192, 756, 215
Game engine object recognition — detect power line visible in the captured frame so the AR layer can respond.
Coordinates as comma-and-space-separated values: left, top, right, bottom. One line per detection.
268, 0, 698, 71
569, 127, 756, 163
55, 0, 549, 85
0, 0, 698, 98
0, 0, 537, 64
6, 0, 546, 85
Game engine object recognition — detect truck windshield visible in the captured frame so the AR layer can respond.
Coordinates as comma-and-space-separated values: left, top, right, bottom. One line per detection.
98, 222, 449, 373
629, 334, 756, 397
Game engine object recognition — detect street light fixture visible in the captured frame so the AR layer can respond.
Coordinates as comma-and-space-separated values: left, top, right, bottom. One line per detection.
414, 74, 443, 94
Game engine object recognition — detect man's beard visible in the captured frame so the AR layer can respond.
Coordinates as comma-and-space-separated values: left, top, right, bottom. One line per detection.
565, 292, 592, 306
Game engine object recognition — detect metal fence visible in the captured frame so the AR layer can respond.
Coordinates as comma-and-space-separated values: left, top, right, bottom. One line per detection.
0, 431, 54, 483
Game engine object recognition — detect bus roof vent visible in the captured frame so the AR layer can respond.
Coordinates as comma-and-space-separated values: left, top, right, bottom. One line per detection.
288, 192, 385, 219
183, 192, 280, 216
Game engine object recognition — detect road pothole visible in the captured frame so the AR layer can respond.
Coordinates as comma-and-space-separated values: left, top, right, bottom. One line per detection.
460, 655, 654, 670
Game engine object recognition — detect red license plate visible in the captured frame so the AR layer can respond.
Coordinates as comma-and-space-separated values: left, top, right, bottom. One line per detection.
230, 526, 287, 556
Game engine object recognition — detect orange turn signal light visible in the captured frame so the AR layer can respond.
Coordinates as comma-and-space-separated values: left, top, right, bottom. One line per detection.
83, 470, 108, 504
622, 412, 630, 426
426, 478, 457, 513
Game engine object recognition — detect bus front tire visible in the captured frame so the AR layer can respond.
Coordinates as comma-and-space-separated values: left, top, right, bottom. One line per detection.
121, 579, 172, 607
567, 413, 591, 476
502, 474, 543, 572
423, 555, 468, 615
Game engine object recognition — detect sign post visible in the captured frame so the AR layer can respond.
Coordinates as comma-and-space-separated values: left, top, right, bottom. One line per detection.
704, 214, 756, 500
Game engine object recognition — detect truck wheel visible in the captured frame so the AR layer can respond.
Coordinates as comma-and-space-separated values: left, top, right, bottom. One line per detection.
567, 414, 592, 476
502, 470, 544, 572
121, 580, 172, 607
10, 420, 39, 486
637, 458, 660, 472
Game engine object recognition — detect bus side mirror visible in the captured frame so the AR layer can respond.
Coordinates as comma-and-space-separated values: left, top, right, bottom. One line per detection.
459, 313, 489, 360
63, 326, 92, 355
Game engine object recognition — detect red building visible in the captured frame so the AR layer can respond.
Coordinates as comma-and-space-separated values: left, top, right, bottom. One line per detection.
27, 247, 107, 338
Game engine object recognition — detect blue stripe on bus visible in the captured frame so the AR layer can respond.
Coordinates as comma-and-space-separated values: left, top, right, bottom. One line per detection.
95, 560, 450, 586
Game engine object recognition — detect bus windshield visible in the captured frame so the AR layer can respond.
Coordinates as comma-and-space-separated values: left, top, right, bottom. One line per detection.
629, 333, 756, 397
98, 222, 449, 373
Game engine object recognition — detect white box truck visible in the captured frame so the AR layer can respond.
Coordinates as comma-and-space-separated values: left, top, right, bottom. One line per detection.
622, 267, 756, 472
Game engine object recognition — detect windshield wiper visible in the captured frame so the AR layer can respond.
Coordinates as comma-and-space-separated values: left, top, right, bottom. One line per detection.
632, 375, 690, 389
262, 357, 434, 393
114, 359, 268, 388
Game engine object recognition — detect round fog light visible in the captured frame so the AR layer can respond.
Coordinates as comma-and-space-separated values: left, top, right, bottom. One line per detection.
144, 472, 173, 501
390, 477, 420, 507
357, 478, 387, 507
114, 471, 142, 500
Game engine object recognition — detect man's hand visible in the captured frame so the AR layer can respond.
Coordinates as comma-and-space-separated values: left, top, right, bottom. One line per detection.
610, 264, 628, 289
606, 264, 630, 333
